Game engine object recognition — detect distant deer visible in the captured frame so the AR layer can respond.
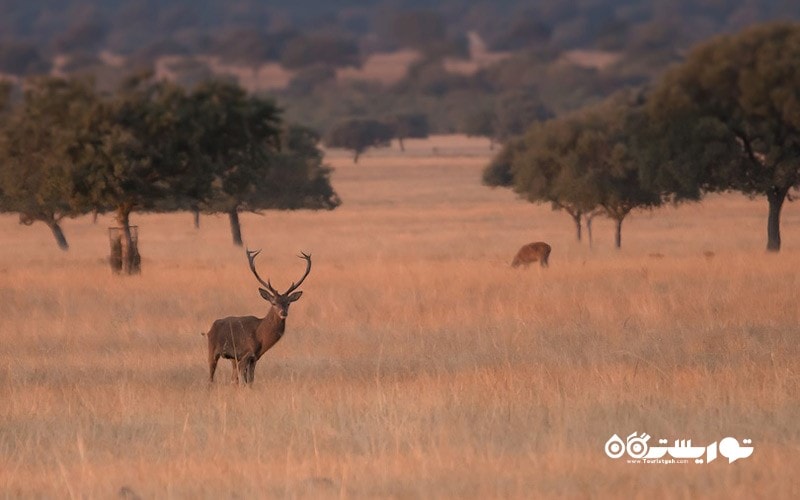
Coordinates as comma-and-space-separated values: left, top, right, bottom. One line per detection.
511, 242, 551, 268
203, 249, 311, 385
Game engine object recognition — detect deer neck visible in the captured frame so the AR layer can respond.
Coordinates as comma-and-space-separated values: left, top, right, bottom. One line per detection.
258, 308, 286, 342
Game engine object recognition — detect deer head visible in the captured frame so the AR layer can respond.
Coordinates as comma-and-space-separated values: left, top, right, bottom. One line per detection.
246, 248, 311, 319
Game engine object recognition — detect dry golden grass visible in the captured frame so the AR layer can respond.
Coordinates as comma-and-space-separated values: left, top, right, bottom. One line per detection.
1, 135, 799, 498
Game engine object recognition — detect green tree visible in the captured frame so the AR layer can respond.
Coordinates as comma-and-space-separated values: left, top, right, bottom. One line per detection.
462, 90, 552, 150
188, 81, 339, 245
461, 108, 496, 149
195, 123, 340, 238
385, 10, 447, 53
391, 113, 429, 151
0, 42, 51, 76
485, 117, 599, 242
493, 89, 553, 142
0, 77, 95, 250
489, 94, 661, 248
71, 74, 193, 273
54, 19, 108, 54
324, 118, 393, 163
575, 96, 662, 248
648, 23, 800, 252
269, 125, 341, 211
0, 80, 12, 111
280, 34, 361, 70
286, 64, 337, 96
186, 80, 283, 246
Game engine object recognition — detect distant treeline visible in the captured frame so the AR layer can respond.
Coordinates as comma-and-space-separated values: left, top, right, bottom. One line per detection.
3, 0, 799, 56
2, 1, 800, 134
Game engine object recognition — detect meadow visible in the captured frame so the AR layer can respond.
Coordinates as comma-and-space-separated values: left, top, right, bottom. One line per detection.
0, 136, 798, 498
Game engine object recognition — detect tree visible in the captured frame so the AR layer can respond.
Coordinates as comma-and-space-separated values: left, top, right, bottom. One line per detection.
186, 80, 283, 246
487, 17, 551, 51
0, 42, 51, 76
199, 123, 341, 243
0, 81, 12, 111
391, 113, 429, 151
382, 9, 469, 60
494, 89, 553, 142
280, 34, 361, 70
461, 108, 496, 149
54, 19, 108, 54
286, 64, 337, 96
487, 94, 661, 248
0, 77, 95, 250
385, 10, 447, 52
211, 28, 288, 68
324, 118, 393, 163
585, 97, 663, 248
648, 23, 800, 252
461, 90, 552, 150
481, 139, 516, 187
269, 125, 341, 211
485, 117, 599, 242
187, 81, 339, 246
71, 74, 194, 273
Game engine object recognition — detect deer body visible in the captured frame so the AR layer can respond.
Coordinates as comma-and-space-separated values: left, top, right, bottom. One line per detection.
205, 249, 310, 385
511, 242, 551, 268
206, 312, 285, 384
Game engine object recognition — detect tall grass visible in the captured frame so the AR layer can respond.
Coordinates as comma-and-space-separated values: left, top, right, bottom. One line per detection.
0, 136, 798, 498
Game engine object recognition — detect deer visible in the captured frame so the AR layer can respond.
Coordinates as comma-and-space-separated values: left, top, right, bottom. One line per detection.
203, 248, 311, 385
511, 242, 551, 268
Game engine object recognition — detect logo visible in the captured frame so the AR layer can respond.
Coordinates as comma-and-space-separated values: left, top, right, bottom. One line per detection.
605, 432, 754, 464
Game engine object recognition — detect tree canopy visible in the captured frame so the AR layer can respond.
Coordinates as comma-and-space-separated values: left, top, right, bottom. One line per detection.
0, 77, 96, 250
391, 113, 430, 151
0, 75, 340, 271
647, 22, 800, 251
324, 118, 394, 163
486, 93, 661, 248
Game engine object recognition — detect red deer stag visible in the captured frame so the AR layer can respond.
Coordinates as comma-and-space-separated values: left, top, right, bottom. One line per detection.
204, 249, 311, 385
511, 242, 551, 268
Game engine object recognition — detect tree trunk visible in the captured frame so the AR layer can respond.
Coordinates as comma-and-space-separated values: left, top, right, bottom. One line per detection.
46, 219, 69, 251
766, 186, 788, 252
228, 209, 243, 246
114, 207, 140, 275
92, 209, 98, 224
586, 214, 595, 249
398, 137, 405, 152
119, 209, 132, 274
353, 150, 360, 163
614, 217, 623, 249
193, 209, 201, 229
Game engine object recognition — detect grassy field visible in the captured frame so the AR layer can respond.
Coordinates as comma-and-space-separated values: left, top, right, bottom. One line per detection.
0, 136, 798, 498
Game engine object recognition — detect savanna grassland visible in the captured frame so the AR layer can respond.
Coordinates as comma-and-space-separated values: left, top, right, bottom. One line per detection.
0, 136, 798, 498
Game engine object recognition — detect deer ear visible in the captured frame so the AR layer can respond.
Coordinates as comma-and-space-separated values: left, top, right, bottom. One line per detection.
259, 288, 275, 302
287, 291, 303, 302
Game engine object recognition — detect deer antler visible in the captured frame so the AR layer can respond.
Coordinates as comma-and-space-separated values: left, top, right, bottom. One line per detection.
285, 252, 312, 294
246, 248, 280, 296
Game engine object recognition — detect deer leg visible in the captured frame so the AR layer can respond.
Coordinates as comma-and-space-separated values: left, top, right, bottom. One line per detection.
245, 358, 256, 385
230, 360, 240, 384
208, 352, 221, 383
238, 356, 254, 386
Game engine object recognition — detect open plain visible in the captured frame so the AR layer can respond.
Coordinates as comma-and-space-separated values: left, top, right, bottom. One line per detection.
0, 136, 798, 498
